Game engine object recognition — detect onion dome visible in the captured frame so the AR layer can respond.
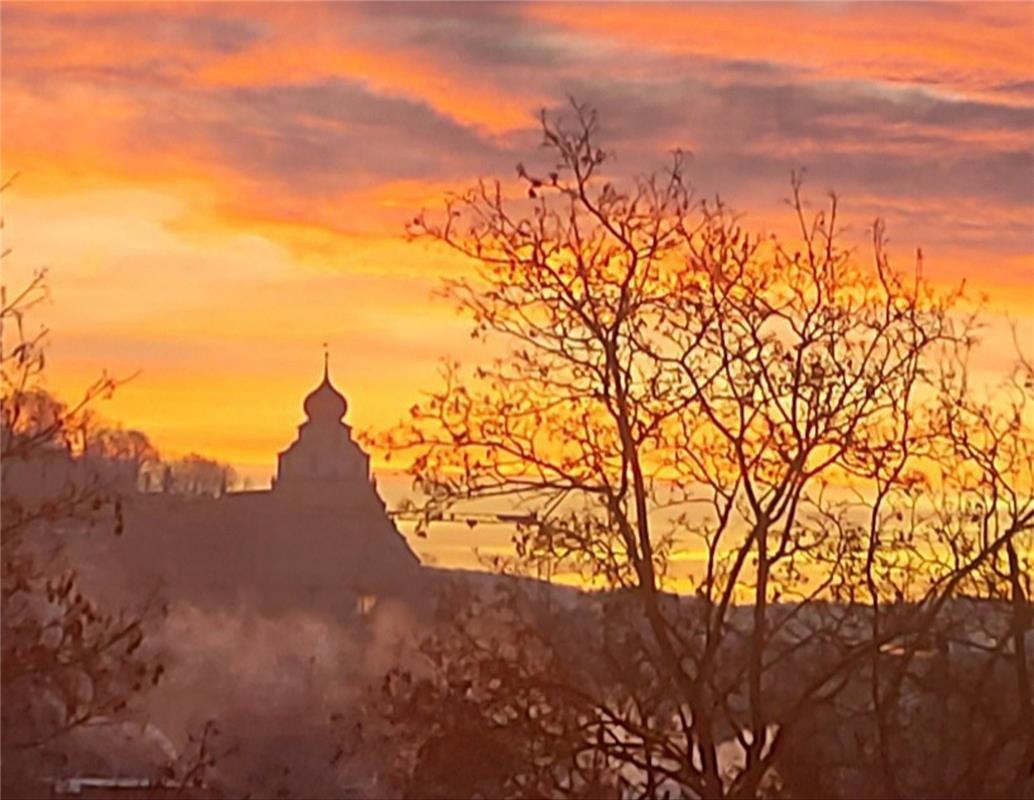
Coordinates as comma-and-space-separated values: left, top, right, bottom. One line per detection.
303, 351, 348, 423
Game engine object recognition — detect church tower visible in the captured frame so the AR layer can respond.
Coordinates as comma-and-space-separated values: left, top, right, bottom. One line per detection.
274, 352, 374, 504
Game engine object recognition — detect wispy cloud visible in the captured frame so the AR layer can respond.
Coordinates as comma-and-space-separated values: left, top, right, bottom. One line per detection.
2, 1, 1031, 476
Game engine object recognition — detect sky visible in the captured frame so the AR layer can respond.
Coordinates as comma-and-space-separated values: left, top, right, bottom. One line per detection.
3, 2, 1033, 501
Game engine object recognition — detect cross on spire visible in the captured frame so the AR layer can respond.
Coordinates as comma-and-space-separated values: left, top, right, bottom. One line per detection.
322, 341, 329, 380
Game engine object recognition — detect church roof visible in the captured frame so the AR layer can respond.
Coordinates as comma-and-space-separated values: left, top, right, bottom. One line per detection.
303, 353, 348, 423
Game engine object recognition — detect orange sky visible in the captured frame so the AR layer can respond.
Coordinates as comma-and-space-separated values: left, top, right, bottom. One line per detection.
2, 3, 1032, 556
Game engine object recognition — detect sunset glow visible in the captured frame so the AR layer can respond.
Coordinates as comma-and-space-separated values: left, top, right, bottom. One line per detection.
3, 1, 1031, 485
4, 7, 1034, 794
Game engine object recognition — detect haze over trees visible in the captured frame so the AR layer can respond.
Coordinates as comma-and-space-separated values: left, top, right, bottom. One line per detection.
1, 266, 236, 795
373, 104, 1034, 799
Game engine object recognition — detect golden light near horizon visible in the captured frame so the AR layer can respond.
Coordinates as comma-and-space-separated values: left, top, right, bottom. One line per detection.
3, 2, 1031, 501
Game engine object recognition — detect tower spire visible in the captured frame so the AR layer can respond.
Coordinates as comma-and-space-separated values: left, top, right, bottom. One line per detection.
303, 342, 347, 423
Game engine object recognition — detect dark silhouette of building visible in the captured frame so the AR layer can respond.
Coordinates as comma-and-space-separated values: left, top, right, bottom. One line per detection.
96, 357, 422, 616
275, 353, 375, 501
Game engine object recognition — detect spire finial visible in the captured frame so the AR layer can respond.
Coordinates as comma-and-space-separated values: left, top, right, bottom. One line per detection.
322, 341, 329, 380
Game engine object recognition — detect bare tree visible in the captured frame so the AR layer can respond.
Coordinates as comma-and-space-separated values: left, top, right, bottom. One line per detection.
1, 205, 164, 794
160, 452, 237, 497
379, 104, 1033, 798
84, 425, 161, 491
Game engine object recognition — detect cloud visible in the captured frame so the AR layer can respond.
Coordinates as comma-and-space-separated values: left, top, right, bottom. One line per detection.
2, 1, 1031, 491
526, 3, 1034, 104
196, 80, 515, 192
